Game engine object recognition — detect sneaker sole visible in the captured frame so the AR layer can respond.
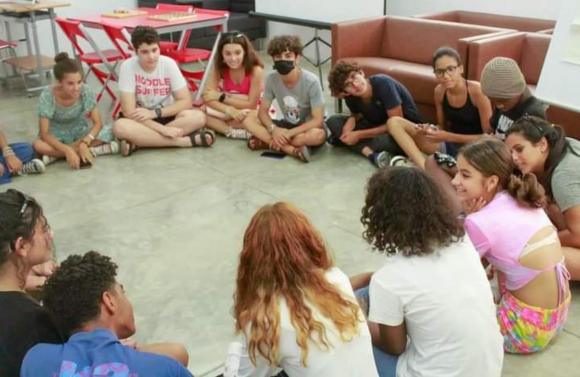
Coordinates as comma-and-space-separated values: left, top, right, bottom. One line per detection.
376, 153, 391, 168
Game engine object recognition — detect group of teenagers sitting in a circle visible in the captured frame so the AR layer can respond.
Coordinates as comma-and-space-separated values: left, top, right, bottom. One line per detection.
0, 24, 580, 377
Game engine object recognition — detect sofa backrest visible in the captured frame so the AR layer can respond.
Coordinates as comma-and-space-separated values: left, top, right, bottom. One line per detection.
381, 17, 510, 66
457, 11, 556, 33
520, 33, 551, 85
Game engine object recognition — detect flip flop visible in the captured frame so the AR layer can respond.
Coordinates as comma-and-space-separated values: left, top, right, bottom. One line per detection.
189, 128, 215, 147
121, 140, 138, 157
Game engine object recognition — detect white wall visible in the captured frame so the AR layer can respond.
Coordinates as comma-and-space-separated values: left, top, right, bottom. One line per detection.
266, 0, 563, 64
0, 0, 137, 58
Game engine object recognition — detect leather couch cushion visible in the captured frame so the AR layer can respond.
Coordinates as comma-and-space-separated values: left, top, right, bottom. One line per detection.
520, 34, 550, 85
380, 17, 508, 66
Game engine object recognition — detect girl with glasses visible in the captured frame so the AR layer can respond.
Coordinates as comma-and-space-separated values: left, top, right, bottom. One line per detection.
202, 31, 265, 140
385, 46, 493, 169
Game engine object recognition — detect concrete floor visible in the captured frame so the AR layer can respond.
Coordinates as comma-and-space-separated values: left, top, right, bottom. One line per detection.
1, 52, 578, 376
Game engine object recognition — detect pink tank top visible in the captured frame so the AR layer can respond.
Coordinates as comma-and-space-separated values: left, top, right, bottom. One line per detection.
221, 69, 251, 95
464, 191, 560, 291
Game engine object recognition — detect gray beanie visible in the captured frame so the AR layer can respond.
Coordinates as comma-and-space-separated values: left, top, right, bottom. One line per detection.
480, 57, 526, 99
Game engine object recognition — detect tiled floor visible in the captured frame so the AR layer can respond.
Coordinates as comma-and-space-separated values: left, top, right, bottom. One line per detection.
0, 51, 578, 376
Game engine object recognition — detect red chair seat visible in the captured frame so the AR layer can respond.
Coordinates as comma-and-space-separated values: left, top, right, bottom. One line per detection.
0, 40, 16, 49
165, 48, 211, 64
159, 41, 179, 53
79, 49, 123, 64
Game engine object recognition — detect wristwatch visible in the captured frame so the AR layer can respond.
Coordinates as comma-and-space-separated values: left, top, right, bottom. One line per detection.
155, 107, 163, 119
219, 93, 227, 103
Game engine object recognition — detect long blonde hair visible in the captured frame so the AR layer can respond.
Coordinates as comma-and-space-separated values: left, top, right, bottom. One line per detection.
234, 203, 361, 366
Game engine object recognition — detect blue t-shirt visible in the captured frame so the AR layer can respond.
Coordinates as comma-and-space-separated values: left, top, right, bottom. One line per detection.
345, 74, 423, 126
21, 328, 193, 377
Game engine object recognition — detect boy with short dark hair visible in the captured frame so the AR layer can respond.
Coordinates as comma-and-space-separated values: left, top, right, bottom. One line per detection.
21, 251, 192, 377
113, 26, 211, 157
243, 35, 326, 162
326, 61, 423, 168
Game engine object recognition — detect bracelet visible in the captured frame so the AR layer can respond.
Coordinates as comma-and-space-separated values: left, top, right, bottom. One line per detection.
87, 134, 95, 141
2, 147, 14, 156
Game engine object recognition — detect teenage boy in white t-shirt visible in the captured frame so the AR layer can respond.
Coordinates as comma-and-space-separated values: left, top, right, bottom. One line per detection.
113, 26, 212, 156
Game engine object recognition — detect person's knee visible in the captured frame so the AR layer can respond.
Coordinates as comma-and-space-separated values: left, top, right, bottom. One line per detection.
167, 343, 189, 367
326, 115, 348, 136
113, 118, 133, 139
310, 128, 327, 145
179, 109, 206, 126
386, 116, 405, 132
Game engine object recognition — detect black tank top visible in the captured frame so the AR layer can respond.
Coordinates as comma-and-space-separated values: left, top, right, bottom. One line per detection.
442, 81, 482, 135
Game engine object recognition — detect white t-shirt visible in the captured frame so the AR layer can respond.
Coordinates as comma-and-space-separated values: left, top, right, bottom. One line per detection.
369, 238, 503, 377
224, 267, 378, 377
118, 55, 186, 109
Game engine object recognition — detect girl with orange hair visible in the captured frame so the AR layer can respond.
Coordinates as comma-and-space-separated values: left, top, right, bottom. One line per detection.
224, 202, 378, 377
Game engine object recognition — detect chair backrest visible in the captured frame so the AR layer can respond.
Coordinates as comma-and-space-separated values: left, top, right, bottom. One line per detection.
101, 23, 133, 59
55, 17, 90, 56
155, 3, 194, 13
56, 17, 116, 74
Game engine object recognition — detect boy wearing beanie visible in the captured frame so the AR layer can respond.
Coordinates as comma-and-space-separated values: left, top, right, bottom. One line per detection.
480, 57, 546, 139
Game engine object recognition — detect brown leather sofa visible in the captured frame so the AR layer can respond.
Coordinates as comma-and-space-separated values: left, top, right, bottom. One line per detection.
468, 32, 580, 139
331, 16, 515, 122
415, 10, 555, 34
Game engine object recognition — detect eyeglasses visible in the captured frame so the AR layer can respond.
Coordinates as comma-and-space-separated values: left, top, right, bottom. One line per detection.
222, 31, 244, 43
19, 194, 33, 217
434, 65, 458, 78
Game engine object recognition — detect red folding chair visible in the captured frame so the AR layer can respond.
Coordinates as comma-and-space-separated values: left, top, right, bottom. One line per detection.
101, 23, 133, 60
55, 17, 124, 107
101, 23, 134, 118
154, 3, 212, 67
155, 3, 194, 53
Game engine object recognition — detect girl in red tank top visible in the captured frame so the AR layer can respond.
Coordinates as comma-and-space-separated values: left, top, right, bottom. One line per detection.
202, 31, 264, 139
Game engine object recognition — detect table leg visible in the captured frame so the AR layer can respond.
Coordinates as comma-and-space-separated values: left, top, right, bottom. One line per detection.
195, 21, 228, 101
29, 11, 45, 88
5, 20, 16, 76
48, 9, 60, 54
195, 30, 222, 101
23, 23, 32, 56
313, 29, 323, 89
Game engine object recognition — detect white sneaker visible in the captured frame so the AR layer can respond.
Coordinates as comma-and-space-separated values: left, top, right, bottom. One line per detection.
227, 128, 252, 140
374, 151, 392, 168
390, 155, 414, 167
20, 159, 46, 174
41, 155, 59, 166
90, 141, 120, 156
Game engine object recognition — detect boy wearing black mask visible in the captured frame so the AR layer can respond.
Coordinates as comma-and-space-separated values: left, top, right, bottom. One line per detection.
243, 35, 326, 162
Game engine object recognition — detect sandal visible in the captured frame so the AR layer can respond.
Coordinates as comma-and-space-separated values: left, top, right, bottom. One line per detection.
189, 128, 215, 148
247, 136, 269, 151
121, 140, 138, 157
292, 146, 311, 163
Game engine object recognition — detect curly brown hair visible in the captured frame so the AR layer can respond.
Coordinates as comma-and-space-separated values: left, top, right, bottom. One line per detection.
267, 35, 303, 57
328, 60, 361, 96
361, 167, 465, 256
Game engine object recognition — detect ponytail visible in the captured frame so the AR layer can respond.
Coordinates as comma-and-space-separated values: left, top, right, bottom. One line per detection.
506, 173, 546, 208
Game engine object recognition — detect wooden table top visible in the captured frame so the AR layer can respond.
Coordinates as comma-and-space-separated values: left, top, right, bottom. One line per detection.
0, 1, 70, 13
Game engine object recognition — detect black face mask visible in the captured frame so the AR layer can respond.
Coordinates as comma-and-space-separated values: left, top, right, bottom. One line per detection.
273, 60, 295, 75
